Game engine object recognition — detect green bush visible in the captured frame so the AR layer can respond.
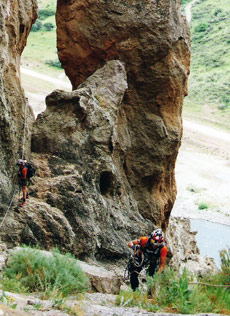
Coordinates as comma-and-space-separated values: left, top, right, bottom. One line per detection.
45, 58, 62, 69
198, 202, 209, 210
195, 23, 209, 32
220, 248, 230, 283
1, 246, 90, 299
39, 8, 55, 20
221, 95, 230, 107
31, 20, 43, 32
44, 22, 54, 31
181, 0, 190, 4
214, 8, 222, 16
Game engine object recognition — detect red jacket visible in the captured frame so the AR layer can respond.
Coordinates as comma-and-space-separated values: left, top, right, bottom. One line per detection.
19, 165, 28, 180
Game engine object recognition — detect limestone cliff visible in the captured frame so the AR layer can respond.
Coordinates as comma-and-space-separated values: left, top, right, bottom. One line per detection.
56, 0, 190, 227
0, 0, 37, 214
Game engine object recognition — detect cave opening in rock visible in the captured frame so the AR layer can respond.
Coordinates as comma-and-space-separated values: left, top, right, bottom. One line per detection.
99, 171, 114, 196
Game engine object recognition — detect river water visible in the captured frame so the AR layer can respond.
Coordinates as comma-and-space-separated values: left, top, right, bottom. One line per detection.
190, 219, 230, 269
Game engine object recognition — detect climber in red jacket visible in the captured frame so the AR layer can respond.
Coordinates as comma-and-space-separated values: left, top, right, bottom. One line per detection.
17, 159, 28, 207
127, 228, 168, 291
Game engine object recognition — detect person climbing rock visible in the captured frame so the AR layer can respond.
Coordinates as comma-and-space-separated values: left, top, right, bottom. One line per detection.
16, 159, 29, 207
127, 228, 168, 291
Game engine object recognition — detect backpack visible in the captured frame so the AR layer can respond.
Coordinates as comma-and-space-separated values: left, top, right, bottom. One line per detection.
25, 162, 36, 179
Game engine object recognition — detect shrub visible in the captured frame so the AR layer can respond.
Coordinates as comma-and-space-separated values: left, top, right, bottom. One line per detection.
214, 8, 222, 16
31, 20, 43, 32
1, 246, 90, 299
117, 264, 230, 314
181, 0, 190, 4
45, 58, 62, 69
195, 23, 209, 33
221, 95, 230, 107
198, 202, 209, 210
39, 8, 55, 20
44, 22, 54, 31
220, 248, 230, 283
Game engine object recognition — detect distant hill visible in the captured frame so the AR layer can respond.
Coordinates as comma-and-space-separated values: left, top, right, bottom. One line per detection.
182, 0, 230, 131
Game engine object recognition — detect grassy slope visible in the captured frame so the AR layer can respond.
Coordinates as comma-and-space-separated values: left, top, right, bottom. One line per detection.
21, 0, 61, 76
183, 0, 230, 131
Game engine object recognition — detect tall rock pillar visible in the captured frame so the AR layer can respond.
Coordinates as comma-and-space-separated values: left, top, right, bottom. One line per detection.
56, 0, 190, 228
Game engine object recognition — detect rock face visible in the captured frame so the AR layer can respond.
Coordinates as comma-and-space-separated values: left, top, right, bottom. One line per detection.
56, 0, 190, 227
18, 60, 152, 260
0, 1, 37, 215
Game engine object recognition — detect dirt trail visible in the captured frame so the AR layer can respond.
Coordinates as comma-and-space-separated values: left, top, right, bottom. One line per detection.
185, 0, 199, 24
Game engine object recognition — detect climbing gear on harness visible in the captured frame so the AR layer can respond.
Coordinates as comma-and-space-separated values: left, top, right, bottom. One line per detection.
123, 246, 146, 281
132, 245, 145, 267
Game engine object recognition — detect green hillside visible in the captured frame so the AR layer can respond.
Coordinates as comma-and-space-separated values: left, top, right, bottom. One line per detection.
21, 0, 59, 76
183, 0, 230, 130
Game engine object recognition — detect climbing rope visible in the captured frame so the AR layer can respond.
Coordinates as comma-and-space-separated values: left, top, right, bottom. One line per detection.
0, 98, 29, 229
0, 186, 18, 230
21, 98, 29, 160
189, 282, 230, 288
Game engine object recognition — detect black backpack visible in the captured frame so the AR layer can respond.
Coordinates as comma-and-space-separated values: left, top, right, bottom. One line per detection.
25, 162, 36, 179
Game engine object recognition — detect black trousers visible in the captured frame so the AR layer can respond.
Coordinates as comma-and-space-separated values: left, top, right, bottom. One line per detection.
129, 260, 158, 291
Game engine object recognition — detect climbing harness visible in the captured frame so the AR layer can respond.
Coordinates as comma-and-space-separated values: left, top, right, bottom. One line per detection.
0, 98, 29, 229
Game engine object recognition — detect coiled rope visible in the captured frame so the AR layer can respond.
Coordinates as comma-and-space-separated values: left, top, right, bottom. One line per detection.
0, 98, 29, 229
